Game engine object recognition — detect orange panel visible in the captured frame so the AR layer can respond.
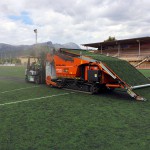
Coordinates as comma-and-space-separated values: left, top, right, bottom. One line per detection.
53, 55, 89, 78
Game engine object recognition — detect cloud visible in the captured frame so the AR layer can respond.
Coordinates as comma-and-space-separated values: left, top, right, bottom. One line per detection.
0, 0, 150, 45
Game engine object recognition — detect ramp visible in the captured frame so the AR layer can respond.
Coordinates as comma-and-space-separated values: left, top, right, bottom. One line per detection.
134, 56, 150, 68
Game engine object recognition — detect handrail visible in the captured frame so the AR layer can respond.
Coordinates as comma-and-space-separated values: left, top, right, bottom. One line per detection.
134, 56, 150, 67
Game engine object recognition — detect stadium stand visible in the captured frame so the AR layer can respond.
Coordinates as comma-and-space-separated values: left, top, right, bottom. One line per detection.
83, 37, 150, 69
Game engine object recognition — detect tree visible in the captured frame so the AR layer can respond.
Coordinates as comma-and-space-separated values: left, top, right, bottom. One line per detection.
104, 36, 116, 42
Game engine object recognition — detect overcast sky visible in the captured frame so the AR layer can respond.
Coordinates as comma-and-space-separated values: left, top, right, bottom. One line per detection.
0, 0, 150, 46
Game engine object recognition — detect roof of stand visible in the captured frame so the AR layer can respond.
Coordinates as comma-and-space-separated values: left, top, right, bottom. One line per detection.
82, 37, 150, 48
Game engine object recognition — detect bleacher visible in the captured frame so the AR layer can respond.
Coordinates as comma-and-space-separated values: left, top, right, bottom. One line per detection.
83, 37, 150, 69
97, 49, 149, 56
95, 47, 150, 69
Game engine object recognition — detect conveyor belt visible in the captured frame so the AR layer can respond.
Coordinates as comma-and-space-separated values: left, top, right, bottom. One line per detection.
63, 49, 150, 86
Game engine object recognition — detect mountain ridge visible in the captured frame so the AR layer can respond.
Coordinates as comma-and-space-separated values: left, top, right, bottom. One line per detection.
0, 41, 81, 58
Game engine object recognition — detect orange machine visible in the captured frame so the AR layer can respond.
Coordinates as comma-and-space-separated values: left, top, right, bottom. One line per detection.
45, 48, 149, 101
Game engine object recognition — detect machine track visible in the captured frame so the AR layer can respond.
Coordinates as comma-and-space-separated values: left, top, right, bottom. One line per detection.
63, 88, 91, 94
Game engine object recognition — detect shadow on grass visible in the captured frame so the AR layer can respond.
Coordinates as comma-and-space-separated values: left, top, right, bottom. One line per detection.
96, 90, 133, 102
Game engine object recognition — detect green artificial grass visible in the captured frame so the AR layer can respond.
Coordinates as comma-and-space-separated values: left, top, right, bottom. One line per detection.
133, 87, 150, 100
132, 70, 150, 100
0, 66, 150, 150
139, 69, 150, 78
0, 88, 150, 150
0, 66, 26, 78
63, 49, 149, 86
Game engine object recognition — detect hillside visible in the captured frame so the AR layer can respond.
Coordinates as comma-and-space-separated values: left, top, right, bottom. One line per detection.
0, 42, 80, 58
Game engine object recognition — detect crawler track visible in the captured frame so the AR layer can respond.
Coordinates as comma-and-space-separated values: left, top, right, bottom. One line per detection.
63, 88, 91, 94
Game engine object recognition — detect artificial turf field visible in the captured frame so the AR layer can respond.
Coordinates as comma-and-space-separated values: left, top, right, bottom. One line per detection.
0, 66, 150, 150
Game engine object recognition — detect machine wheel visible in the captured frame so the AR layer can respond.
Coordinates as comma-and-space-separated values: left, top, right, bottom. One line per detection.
56, 81, 63, 88
90, 85, 99, 94
25, 76, 29, 83
56, 78, 66, 88
35, 76, 40, 84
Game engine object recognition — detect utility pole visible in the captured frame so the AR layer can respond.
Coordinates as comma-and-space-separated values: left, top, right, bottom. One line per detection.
34, 29, 37, 44
33, 29, 38, 57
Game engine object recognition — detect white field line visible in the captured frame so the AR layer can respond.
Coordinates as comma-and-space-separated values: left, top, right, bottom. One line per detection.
0, 86, 39, 94
0, 92, 74, 106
